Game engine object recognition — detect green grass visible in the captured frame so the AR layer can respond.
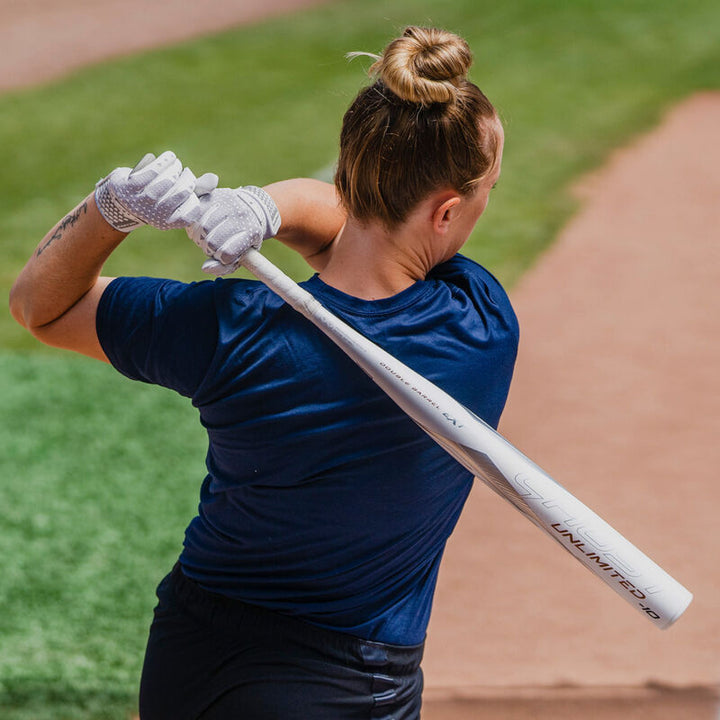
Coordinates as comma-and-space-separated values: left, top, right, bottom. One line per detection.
0, 353, 204, 718
2, 0, 719, 717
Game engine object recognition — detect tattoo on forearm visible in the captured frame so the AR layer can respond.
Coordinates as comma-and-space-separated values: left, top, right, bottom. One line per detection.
36, 202, 89, 256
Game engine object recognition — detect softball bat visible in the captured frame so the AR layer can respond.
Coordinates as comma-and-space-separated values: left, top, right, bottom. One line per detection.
241, 248, 693, 629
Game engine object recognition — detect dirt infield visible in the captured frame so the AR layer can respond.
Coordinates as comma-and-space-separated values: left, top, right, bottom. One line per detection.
424, 92, 720, 711
4, 1, 718, 717
0, 0, 327, 92
423, 687, 720, 720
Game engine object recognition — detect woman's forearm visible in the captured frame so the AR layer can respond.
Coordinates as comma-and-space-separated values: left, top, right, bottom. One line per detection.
9, 176, 346, 333
9, 194, 126, 330
263, 179, 346, 271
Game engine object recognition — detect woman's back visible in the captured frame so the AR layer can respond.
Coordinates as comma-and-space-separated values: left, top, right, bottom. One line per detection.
98, 254, 518, 644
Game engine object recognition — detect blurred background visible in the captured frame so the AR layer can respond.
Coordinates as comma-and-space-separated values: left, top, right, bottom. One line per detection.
1, 1, 718, 718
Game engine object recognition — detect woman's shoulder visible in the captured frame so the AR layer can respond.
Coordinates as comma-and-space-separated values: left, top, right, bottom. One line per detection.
428, 254, 515, 317
429, 252, 504, 287
210, 276, 287, 313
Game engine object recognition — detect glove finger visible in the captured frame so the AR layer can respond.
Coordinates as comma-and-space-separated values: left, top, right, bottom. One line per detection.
157, 166, 197, 207
186, 221, 203, 248
130, 153, 157, 175
202, 258, 239, 276
166, 192, 202, 227
107, 166, 132, 185
194, 173, 219, 197
143, 158, 184, 201
215, 227, 264, 264
204, 216, 235, 255
198, 198, 225, 227
153, 150, 178, 170
189, 207, 229, 254
127, 151, 178, 189
190, 202, 226, 252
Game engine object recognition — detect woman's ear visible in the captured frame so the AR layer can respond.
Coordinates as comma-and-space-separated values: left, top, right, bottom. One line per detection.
431, 195, 462, 234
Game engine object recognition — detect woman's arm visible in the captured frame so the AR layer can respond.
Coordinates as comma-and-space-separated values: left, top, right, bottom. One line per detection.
264, 179, 346, 271
9, 169, 346, 358
9, 151, 208, 359
9, 194, 124, 360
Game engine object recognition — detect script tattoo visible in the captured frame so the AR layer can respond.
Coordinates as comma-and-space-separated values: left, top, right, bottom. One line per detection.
36, 202, 89, 256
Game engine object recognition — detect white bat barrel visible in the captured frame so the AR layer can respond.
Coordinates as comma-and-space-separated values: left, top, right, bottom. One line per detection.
440, 428, 694, 629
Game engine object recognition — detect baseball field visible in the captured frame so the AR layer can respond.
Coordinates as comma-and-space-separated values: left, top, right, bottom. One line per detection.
1, 0, 719, 718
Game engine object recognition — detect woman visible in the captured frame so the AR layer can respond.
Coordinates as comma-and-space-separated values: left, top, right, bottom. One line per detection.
10, 26, 518, 720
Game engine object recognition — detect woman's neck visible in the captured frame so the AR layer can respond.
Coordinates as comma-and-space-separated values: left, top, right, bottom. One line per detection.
318, 215, 434, 300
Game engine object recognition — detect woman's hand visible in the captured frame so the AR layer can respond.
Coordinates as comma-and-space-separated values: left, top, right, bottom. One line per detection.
9, 151, 216, 359
95, 151, 218, 232
187, 179, 346, 276
186, 185, 282, 277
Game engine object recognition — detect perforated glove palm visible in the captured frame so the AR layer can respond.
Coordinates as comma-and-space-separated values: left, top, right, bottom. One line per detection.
185, 186, 281, 276
95, 151, 218, 232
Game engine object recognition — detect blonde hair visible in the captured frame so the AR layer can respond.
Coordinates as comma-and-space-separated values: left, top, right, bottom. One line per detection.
335, 27, 501, 228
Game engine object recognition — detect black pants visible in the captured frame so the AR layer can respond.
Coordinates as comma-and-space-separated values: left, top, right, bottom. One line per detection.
139, 564, 424, 719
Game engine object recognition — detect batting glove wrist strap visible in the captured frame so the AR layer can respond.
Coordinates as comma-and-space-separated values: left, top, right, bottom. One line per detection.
240, 185, 282, 239
94, 176, 146, 232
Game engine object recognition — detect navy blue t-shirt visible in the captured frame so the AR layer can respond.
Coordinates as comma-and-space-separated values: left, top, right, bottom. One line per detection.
96, 253, 519, 645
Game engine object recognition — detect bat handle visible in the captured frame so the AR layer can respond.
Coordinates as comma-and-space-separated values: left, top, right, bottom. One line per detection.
242, 248, 296, 301
241, 248, 329, 321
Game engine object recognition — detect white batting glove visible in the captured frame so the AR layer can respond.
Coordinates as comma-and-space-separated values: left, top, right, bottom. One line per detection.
186, 186, 281, 276
95, 151, 218, 232
200, 258, 238, 277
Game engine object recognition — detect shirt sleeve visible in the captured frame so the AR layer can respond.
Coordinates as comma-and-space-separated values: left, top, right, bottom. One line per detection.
429, 253, 519, 336
426, 253, 520, 428
96, 276, 219, 399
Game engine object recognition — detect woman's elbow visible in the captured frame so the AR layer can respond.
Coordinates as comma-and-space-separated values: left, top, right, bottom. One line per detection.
8, 276, 51, 333
8, 279, 30, 330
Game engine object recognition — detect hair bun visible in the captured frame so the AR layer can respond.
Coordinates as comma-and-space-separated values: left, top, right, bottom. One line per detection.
372, 26, 473, 106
